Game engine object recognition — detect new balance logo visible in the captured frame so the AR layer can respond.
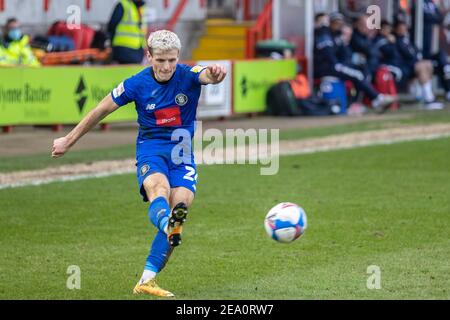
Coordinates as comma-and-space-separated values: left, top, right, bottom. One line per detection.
146, 104, 156, 111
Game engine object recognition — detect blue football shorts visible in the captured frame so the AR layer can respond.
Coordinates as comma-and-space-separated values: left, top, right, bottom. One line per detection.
136, 139, 197, 202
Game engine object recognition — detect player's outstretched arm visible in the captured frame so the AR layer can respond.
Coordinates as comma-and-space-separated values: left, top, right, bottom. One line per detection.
52, 94, 119, 158
199, 64, 227, 85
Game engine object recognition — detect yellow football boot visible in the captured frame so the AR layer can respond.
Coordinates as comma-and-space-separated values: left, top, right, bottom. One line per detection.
133, 278, 175, 298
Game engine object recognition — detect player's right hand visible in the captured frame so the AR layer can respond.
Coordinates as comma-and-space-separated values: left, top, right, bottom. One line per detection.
52, 137, 70, 158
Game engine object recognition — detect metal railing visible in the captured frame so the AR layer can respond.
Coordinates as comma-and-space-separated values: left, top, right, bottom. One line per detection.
165, 0, 189, 31
245, 0, 273, 58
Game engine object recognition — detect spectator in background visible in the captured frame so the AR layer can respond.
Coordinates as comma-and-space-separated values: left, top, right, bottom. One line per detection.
108, 0, 147, 64
373, 21, 404, 83
412, 0, 450, 101
351, 14, 379, 77
393, 0, 410, 26
329, 13, 353, 66
314, 12, 330, 29
314, 13, 395, 112
412, 0, 443, 59
394, 20, 444, 109
329, 12, 345, 35
338, 24, 354, 66
1, 18, 40, 67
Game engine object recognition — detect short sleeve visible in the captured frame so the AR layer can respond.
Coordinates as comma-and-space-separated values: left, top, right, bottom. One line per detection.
111, 77, 135, 107
185, 64, 207, 86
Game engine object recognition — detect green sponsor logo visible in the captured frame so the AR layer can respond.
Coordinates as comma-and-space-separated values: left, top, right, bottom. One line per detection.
0, 84, 51, 104
233, 59, 297, 113
241, 76, 247, 98
75, 76, 88, 114
0, 66, 142, 126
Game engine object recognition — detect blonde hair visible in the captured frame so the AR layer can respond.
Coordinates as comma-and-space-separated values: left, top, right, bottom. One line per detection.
147, 30, 182, 54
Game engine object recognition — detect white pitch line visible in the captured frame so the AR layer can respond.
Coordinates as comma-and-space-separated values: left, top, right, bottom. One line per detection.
0, 169, 135, 190
1, 127, 450, 190
281, 132, 450, 156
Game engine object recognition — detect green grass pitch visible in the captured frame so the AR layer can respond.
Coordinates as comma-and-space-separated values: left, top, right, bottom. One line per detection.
1, 137, 449, 299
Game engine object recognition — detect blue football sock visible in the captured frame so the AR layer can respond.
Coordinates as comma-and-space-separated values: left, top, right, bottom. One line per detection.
148, 196, 170, 232
145, 230, 173, 273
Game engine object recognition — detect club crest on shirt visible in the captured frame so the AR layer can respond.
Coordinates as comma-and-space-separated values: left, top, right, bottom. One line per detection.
175, 93, 188, 106
140, 164, 150, 176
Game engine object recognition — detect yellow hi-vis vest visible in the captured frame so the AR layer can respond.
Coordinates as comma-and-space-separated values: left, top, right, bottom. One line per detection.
112, 0, 146, 50
2, 35, 41, 67
0, 45, 7, 66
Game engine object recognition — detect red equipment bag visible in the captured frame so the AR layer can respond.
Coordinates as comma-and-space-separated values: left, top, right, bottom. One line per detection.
47, 21, 95, 50
370, 65, 400, 110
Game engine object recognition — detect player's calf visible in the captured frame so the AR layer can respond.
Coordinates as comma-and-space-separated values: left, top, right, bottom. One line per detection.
167, 203, 188, 247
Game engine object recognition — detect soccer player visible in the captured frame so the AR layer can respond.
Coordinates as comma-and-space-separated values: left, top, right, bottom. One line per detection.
51, 30, 227, 297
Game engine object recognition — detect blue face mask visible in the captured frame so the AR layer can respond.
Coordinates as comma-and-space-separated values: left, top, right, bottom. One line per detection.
8, 28, 22, 41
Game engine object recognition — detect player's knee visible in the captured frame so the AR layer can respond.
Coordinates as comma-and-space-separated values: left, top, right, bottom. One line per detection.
144, 182, 170, 202
171, 190, 195, 208
149, 185, 170, 201
143, 174, 171, 201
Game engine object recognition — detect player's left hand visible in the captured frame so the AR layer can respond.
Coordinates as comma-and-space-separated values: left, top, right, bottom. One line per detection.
206, 64, 227, 84
52, 136, 70, 158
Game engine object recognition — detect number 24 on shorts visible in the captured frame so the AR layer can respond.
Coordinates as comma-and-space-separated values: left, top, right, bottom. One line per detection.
183, 166, 198, 182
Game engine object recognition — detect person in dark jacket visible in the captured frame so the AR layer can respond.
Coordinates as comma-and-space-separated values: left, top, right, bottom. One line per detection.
412, 0, 450, 100
314, 12, 330, 29
373, 21, 404, 83
412, 0, 443, 59
314, 13, 395, 111
351, 14, 380, 77
394, 20, 443, 109
395, 21, 422, 80
330, 12, 353, 66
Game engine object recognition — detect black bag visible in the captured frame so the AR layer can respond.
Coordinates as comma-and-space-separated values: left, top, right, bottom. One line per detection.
266, 81, 341, 116
30, 35, 75, 52
30, 35, 51, 51
297, 96, 341, 116
91, 30, 110, 50
266, 81, 302, 116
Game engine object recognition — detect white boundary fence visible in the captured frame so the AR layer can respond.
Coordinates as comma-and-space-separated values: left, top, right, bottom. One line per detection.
197, 60, 233, 119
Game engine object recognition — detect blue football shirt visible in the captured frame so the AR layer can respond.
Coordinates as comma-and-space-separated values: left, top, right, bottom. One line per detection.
111, 64, 206, 141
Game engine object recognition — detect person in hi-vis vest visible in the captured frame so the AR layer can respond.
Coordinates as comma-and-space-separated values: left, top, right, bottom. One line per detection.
108, 0, 147, 64
1, 18, 40, 67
